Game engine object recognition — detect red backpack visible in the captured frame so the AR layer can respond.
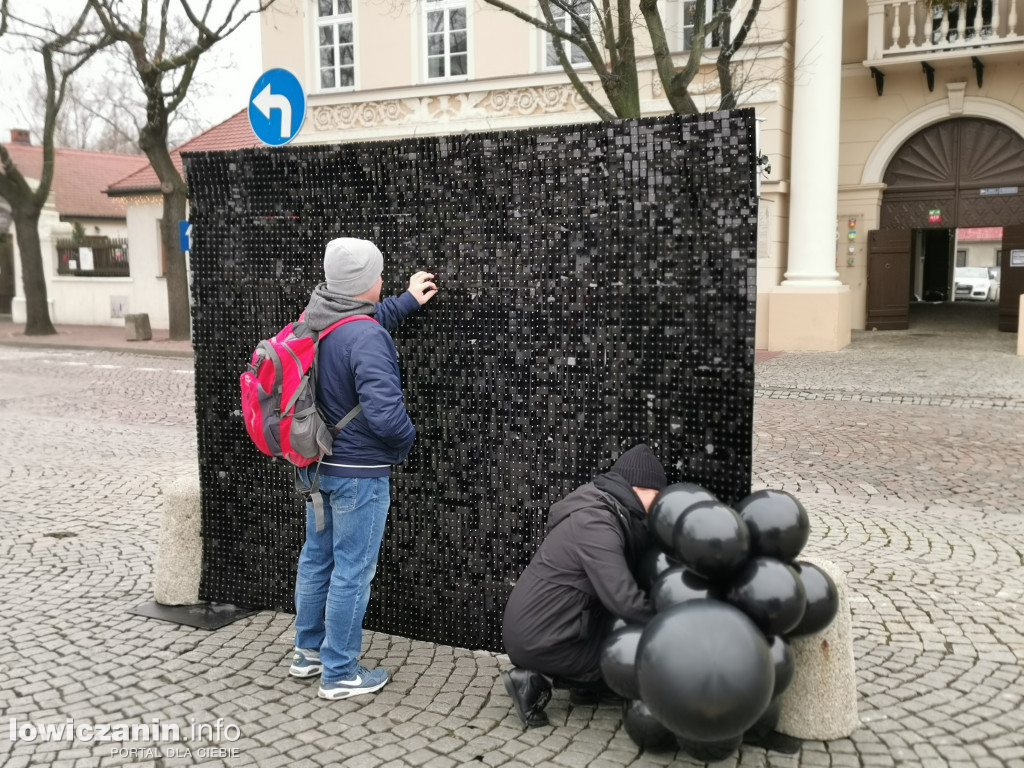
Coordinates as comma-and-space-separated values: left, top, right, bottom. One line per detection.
240, 313, 376, 528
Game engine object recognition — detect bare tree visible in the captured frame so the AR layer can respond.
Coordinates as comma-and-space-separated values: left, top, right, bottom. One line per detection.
19, 48, 213, 154
478, 0, 761, 119
0, 4, 110, 335
88, 0, 276, 341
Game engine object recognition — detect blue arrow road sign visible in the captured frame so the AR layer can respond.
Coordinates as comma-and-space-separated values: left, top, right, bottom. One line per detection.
179, 220, 191, 252
248, 69, 306, 146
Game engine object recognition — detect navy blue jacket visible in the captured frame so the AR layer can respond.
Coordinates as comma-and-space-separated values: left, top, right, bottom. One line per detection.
315, 290, 420, 476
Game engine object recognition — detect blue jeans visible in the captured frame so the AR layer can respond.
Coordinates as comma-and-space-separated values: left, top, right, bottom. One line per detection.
294, 469, 390, 683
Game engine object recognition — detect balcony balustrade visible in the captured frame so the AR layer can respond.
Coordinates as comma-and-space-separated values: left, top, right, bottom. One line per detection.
866, 0, 1023, 66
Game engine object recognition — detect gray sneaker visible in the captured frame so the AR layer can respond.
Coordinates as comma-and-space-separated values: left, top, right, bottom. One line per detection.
317, 666, 389, 699
289, 648, 323, 678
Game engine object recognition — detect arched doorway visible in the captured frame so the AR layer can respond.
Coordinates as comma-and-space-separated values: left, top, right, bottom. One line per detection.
867, 117, 1024, 331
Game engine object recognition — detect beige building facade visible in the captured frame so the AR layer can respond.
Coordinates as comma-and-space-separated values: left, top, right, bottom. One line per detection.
261, 0, 1024, 350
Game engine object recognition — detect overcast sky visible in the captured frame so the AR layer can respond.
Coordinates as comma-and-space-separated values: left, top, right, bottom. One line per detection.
0, 4, 263, 150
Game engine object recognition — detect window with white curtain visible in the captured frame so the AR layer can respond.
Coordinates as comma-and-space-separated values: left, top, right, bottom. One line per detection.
317, 0, 355, 90
425, 0, 468, 80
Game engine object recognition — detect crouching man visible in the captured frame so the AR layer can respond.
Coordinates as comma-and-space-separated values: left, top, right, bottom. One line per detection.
500, 444, 667, 727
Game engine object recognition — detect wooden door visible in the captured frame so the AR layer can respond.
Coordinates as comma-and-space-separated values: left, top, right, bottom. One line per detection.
867, 230, 912, 330
998, 225, 1024, 332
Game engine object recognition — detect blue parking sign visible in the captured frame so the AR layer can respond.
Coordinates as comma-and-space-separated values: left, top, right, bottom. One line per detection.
248, 69, 306, 146
179, 220, 191, 252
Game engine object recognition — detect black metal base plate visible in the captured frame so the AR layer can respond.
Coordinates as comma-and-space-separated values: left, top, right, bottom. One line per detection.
130, 601, 256, 630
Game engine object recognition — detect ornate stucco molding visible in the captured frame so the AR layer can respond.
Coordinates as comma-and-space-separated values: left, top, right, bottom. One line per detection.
310, 84, 592, 131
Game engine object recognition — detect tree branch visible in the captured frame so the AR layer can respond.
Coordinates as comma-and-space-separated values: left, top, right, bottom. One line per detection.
0, 143, 32, 203
547, 0, 602, 57
479, 0, 583, 45
599, 0, 618, 70
639, 0, 698, 114
165, 56, 200, 113
156, 0, 172, 60
717, 0, 760, 110
539, 0, 614, 90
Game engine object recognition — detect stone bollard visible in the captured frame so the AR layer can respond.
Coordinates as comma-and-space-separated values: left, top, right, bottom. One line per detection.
154, 475, 202, 605
1018, 295, 1023, 357
125, 313, 152, 341
776, 557, 859, 740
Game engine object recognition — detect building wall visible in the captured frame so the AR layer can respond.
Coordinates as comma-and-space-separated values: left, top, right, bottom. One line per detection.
957, 238, 1002, 268
9, 182, 170, 328
122, 199, 172, 330
263, 1, 790, 141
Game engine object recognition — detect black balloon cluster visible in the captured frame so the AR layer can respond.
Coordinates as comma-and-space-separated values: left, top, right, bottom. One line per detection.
601, 484, 840, 757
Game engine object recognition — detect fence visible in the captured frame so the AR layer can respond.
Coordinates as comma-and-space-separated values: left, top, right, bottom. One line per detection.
56, 237, 130, 277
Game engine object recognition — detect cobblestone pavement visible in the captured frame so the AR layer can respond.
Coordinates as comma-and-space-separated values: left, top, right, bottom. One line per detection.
1, 307, 1023, 768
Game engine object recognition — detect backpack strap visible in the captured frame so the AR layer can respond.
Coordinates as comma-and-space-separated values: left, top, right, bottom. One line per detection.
303, 399, 364, 532
302, 313, 379, 532
320, 313, 377, 337
310, 313, 378, 435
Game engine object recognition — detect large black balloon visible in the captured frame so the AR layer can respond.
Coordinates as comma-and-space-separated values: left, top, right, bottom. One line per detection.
724, 557, 807, 636
636, 600, 774, 741
768, 635, 795, 697
635, 545, 679, 593
650, 567, 714, 613
672, 501, 750, 580
599, 624, 644, 700
676, 735, 743, 761
789, 561, 840, 636
621, 700, 677, 752
735, 490, 810, 561
649, 483, 717, 552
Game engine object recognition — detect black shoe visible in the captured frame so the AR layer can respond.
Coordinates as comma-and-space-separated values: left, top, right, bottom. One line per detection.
501, 668, 552, 728
568, 684, 624, 706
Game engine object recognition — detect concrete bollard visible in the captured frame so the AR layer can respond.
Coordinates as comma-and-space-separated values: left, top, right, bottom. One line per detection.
776, 557, 859, 740
154, 475, 202, 605
1018, 295, 1023, 357
125, 313, 152, 341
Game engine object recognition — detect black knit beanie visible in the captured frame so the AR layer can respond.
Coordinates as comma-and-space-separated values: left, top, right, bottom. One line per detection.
610, 444, 667, 490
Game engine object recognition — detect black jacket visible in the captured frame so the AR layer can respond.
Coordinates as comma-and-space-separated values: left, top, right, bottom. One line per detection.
501, 471, 653, 682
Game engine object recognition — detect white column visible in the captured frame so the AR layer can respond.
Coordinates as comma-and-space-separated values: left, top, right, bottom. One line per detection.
783, 0, 844, 286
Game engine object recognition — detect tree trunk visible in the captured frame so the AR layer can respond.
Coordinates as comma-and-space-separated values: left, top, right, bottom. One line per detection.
139, 123, 191, 341
13, 205, 56, 336
161, 187, 190, 341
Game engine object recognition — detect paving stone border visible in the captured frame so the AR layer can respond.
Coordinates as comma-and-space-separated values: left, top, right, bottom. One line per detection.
1, 340, 1023, 768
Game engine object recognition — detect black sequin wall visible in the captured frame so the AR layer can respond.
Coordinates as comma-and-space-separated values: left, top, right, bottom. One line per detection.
184, 110, 758, 653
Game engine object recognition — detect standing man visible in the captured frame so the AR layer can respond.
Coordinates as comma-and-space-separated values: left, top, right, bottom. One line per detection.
501, 444, 667, 726
289, 237, 437, 700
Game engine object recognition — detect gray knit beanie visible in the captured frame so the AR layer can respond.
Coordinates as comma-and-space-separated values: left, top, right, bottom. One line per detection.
323, 238, 384, 296
611, 444, 668, 490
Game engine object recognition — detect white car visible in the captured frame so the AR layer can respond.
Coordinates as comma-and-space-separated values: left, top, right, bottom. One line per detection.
953, 267, 992, 302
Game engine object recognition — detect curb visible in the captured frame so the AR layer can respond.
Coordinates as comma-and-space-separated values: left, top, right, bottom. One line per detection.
0, 339, 195, 359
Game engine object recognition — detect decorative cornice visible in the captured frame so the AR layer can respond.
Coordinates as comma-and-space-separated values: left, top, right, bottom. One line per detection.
310, 84, 592, 131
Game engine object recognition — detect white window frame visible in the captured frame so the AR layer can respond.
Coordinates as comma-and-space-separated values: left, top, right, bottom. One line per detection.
315, 0, 356, 92
679, 0, 721, 52
423, 0, 469, 82
541, 0, 592, 71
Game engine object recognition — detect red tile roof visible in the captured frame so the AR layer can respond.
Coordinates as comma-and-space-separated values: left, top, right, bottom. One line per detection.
0, 142, 148, 219
106, 109, 260, 196
958, 227, 1003, 241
